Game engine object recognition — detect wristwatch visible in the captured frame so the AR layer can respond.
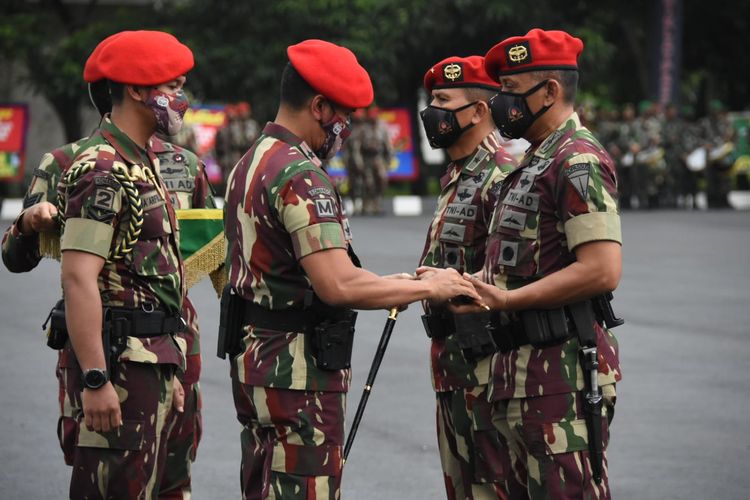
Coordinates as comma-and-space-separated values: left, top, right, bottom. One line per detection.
82, 368, 109, 390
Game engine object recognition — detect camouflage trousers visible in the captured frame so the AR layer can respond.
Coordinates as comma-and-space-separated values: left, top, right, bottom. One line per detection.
490, 385, 617, 500
57, 357, 176, 499
232, 381, 345, 500
436, 385, 509, 500
158, 379, 202, 499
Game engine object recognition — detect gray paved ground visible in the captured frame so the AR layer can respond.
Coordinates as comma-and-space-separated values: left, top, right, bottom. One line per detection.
1, 210, 749, 499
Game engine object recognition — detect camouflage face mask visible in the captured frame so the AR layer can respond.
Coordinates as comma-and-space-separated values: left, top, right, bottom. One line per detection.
315, 103, 352, 160
145, 88, 190, 136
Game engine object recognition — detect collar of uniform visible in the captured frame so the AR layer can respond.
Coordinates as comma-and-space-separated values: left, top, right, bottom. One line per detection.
149, 135, 175, 154
531, 111, 581, 159
100, 114, 152, 166
262, 122, 322, 167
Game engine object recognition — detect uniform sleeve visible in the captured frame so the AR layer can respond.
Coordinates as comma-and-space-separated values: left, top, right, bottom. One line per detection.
1, 152, 63, 272
60, 164, 124, 259
274, 167, 347, 260
556, 150, 622, 250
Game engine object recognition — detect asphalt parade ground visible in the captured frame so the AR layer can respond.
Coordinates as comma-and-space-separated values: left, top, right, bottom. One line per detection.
1, 209, 749, 499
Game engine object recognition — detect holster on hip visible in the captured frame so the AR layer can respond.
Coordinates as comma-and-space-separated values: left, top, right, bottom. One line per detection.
453, 311, 498, 361
309, 310, 358, 371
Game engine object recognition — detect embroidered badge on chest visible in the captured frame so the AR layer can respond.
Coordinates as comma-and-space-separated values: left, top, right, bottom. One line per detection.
454, 186, 477, 203
516, 172, 536, 193
445, 203, 478, 221
141, 190, 165, 211
525, 157, 553, 175
314, 197, 337, 218
499, 240, 519, 266
565, 163, 592, 200
499, 208, 527, 231
504, 189, 540, 212
440, 222, 466, 243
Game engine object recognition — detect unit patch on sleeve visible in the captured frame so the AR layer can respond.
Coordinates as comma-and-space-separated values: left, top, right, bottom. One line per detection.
22, 192, 43, 209
565, 163, 591, 200
314, 197, 337, 218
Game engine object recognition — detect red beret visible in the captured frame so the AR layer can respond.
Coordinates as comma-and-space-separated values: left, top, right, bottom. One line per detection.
484, 29, 584, 79
92, 30, 194, 85
287, 39, 374, 109
423, 55, 501, 93
83, 32, 124, 82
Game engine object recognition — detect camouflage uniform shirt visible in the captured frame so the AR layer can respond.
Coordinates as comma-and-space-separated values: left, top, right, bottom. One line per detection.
483, 113, 622, 401
58, 116, 185, 368
225, 122, 353, 392
419, 130, 515, 392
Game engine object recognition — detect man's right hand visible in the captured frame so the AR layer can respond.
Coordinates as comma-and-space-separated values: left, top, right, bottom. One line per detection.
417, 267, 480, 304
82, 382, 122, 433
20, 201, 58, 234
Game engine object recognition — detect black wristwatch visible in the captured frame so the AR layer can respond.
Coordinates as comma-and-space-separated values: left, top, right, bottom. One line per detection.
82, 368, 109, 390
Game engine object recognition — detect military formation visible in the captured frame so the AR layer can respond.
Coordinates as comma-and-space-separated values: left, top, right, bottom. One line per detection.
2, 27, 625, 500
593, 99, 738, 209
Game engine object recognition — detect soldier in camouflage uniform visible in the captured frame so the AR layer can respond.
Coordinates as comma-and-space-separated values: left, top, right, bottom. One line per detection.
700, 100, 736, 208
223, 39, 480, 500
417, 55, 516, 500
347, 107, 393, 215
56, 31, 193, 498
2, 34, 211, 499
441, 30, 623, 499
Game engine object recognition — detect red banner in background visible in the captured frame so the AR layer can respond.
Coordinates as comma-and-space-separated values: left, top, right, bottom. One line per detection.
0, 104, 29, 181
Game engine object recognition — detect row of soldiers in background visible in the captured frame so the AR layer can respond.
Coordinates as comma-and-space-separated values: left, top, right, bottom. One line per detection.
591, 100, 738, 209
342, 107, 394, 215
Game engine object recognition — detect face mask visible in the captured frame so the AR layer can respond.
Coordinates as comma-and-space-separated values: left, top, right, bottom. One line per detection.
419, 101, 477, 149
315, 107, 352, 160
489, 79, 550, 139
145, 88, 190, 136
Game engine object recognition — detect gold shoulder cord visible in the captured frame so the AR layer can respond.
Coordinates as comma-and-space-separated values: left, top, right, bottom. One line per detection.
58, 163, 144, 260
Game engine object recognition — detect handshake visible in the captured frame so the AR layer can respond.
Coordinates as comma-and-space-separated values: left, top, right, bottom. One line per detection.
384, 266, 508, 314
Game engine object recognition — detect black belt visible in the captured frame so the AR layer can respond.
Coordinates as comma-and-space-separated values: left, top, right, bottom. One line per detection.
108, 307, 185, 337
242, 303, 318, 332
424, 308, 574, 353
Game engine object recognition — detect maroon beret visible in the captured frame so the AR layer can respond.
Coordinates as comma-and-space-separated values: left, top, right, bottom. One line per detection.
92, 30, 194, 85
423, 55, 501, 93
287, 39, 374, 109
484, 28, 584, 79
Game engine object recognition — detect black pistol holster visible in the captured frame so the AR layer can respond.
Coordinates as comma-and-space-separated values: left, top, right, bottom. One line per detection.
44, 299, 68, 350
421, 310, 451, 339
520, 308, 571, 347
217, 284, 245, 359
309, 309, 358, 371
452, 311, 498, 361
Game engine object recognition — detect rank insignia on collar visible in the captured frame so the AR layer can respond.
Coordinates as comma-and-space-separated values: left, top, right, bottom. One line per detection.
443, 63, 463, 82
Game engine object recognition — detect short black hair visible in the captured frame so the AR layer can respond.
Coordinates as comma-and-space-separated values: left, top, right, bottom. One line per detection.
107, 80, 126, 105
463, 87, 498, 103
89, 80, 112, 115
279, 62, 317, 110
535, 69, 579, 104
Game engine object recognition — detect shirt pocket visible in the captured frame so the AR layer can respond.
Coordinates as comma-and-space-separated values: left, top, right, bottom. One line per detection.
130, 189, 176, 277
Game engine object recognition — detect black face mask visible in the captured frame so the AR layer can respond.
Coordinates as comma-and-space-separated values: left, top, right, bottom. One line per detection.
419, 101, 477, 149
489, 79, 551, 139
